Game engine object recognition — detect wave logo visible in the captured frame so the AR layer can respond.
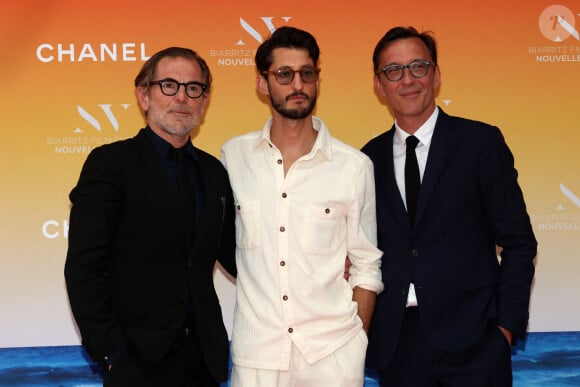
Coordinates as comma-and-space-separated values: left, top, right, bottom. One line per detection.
539, 5, 579, 42
74, 104, 131, 133
237, 17, 292, 45
559, 183, 580, 209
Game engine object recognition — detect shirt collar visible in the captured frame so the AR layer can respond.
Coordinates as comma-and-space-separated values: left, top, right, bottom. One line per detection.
255, 116, 332, 160
145, 126, 199, 160
394, 106, 439, 147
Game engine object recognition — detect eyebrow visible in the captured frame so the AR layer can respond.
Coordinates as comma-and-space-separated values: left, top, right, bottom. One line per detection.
156, 77, 205, 84
384, 58, 427, 66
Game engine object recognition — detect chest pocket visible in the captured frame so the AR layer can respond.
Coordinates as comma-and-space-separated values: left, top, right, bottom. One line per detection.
235, 200, 260, 249
300, 204, 346, 255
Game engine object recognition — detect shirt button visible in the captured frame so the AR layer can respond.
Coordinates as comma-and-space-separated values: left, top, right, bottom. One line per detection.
280, 226, 285, 232
282, 192, 287, 198
288, 328, 293, 333
282, 295, 288, 301
277, 159, 283, 164
410, 249, 419, 257
325, 208, 330, 214
280, 261, 286, 266
236, 205, 241, 210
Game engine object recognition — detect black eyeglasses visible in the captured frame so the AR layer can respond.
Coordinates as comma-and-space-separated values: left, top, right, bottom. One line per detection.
376, 60, 435, 81
262, 66, 321, 85
151, 78, 207, 98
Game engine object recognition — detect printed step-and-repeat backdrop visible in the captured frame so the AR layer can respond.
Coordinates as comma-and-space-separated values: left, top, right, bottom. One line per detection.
1, 0, 578, 351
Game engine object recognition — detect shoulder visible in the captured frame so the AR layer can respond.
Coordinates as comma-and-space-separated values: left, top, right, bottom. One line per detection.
361, 129, 393, 154
195, 148, 231, 189
330, 136, 371, 164
441, 110, 502, 139
314, 118, 371, 165
437, 111, 510, 160
195, 147, 227, 172
222, 130, 261, 151
84, 134, 139, 165
325, 137, 374, 179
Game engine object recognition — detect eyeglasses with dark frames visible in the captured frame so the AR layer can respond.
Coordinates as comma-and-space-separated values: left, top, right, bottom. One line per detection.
376, 60, 435, 82
151, 78, 207, 98
262, 66, 321, 85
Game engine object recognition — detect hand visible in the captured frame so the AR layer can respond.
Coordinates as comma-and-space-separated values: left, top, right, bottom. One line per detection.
103, 356, 112, 371
498, 325, 512, 346
344, 256, 351, 280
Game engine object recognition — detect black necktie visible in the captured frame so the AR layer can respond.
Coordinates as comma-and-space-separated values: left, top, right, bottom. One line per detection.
174, 147, 196, 246
405, 135, 420, 225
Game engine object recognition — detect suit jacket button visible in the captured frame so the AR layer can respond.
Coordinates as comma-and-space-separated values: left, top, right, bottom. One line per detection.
410, 249, 419, 256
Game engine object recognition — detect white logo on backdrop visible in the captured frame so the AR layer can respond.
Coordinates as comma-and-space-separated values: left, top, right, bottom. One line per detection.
560, 183, 580, 209
74, 104, 130, 133
45, 104, 132, 155
539, 5, 579, 42
42, 220, 68, 239
237, 17, 292, 45
533, 183, 580, 231
43, 103, 134, 239
209, 16, 291, 66
37, 43, 150, 63
529, 4, 580, 63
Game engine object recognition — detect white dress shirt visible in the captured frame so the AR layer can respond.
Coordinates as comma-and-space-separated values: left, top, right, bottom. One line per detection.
221, 116, 383, 370
394, 107, 438, 306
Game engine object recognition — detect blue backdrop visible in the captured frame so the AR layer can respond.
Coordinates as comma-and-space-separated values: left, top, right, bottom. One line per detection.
1, 332, 579, 386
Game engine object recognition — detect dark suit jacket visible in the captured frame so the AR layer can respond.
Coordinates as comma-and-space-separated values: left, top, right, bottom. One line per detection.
64, 128, 236, 382
362, 109, 536, 371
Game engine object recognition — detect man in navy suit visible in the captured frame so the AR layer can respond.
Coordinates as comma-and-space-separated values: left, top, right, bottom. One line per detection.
362, 26, 537, 387
65, 47, 236, 386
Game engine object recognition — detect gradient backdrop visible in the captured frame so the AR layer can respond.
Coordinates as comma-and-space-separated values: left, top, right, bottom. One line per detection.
0, 0, 578, 352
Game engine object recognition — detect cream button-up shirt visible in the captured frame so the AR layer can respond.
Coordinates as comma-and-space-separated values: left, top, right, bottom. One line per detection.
221, 116, 383, 370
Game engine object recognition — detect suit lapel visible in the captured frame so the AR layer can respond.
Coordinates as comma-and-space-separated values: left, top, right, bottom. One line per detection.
189, 151, 221, 255
415, 110, 452, 226
376, 128, 409, 230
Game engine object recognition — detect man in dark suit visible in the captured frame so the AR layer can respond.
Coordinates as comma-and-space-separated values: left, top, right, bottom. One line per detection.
64, 47, 236, 387
362, 27, 537, 387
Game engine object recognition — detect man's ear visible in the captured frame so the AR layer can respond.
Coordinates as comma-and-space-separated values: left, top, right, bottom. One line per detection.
374, 75, 386, 97
135, 86, 150, 112
199, 92, 210, 116
256, 75, 269, 97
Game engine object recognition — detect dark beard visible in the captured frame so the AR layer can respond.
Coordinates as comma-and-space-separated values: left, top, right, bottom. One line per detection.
271, 93, 317, 119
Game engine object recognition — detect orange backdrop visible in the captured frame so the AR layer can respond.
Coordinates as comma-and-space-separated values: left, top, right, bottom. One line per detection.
0, 0, 578, 347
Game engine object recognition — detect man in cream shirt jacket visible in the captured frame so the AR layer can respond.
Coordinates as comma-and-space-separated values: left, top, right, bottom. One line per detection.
221, 26, 383, 387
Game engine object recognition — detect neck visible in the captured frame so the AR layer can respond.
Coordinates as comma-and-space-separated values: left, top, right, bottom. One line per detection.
149, 124, 190, 148
396, 104, 436, 134
271, 117, 316, 155
270, 115, 317, 175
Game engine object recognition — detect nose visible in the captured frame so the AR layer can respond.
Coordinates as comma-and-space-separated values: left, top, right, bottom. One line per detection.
174, 84, 189, 100
290, 73, 305, 90
400, 68, 415, 84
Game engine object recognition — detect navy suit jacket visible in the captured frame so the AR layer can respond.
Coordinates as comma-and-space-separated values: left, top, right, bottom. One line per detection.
362, 109, 536, 371
64, 128, 236, 382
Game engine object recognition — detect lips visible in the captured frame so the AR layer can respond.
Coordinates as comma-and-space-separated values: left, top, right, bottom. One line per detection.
170, 107, 192, 116
399, 89, 422, 97
287, 93, 308, 101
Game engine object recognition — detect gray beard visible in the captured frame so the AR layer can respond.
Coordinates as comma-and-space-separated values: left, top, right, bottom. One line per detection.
149, 112, 200, 137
